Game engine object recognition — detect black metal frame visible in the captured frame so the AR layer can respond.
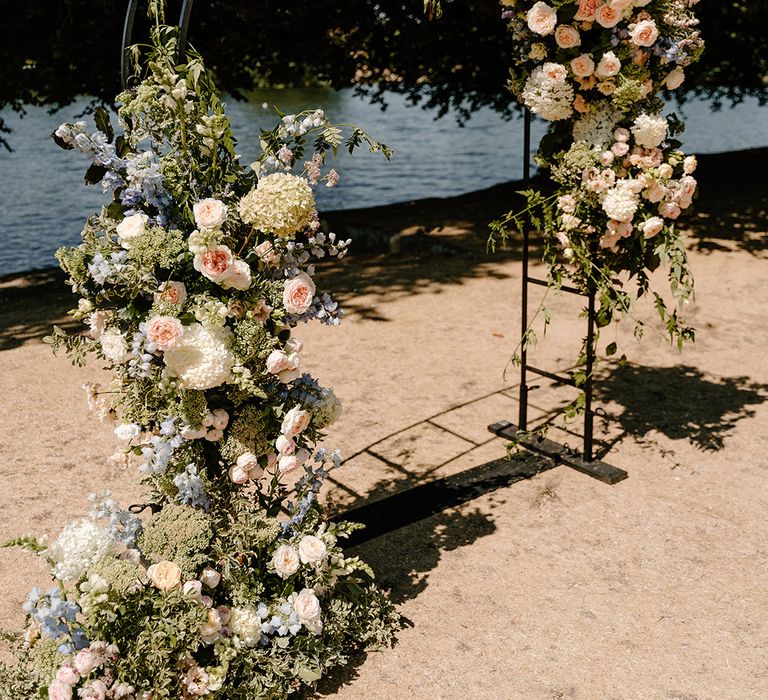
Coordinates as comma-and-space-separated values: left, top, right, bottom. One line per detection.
488, 108, 627, 485
121, 0, 196, 89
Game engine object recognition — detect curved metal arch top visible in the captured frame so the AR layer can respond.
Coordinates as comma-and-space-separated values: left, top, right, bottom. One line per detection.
121, 0, 196, 89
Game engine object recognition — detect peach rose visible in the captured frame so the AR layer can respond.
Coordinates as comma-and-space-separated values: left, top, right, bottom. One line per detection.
642, 217, 664, 239
679, 175, 697, 199
228, 463, 250, 484
146, 316, 183, 351
600, 150, 615, 165
194, 245, 234, 283
155, 281, 187, 306
665, 68, 685, 90
554, 25, 581, 49
657, 163, 673, 179
193, 198, 228, 230
595, 4, 621, 27
282, 272, 316, 315
542, 62, 568, 82
574, 0, 600, 22
659, 202, 681, 219
266, 350, 291, 374
630, 19, 659, 47
526, 1, 557, 36
644, 180, 667, 203
573, 94, 589, 113
683, 155, 697, 174
595, 51, 621, 78
611, 0, 634, 9
570, 54, 595, 78
147, 560, 182, 591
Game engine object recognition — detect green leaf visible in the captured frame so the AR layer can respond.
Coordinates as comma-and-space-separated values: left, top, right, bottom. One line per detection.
94, 107, 114, 143
605, 342, 617, 356
84, 163, 107, 185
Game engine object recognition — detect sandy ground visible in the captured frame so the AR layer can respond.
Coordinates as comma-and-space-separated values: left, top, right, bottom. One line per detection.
1, 149, 767, 699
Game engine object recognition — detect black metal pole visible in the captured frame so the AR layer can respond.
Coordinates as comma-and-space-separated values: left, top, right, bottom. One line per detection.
583, 287, 596, 462
518, 108, 532, 432
178, 0, 195, 58
121, 0, 141, 89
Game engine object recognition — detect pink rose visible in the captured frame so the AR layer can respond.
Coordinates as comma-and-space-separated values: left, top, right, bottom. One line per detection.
659, 202, 681, 219
221, 259, 252, 291
48, 680, 73, 700
281, 406, 310, 437
573, 0, 600, 21
570, 54, 595, 78
613, 127, 630, 142
595, 4, 620, 27
665, 68, 685, 90
194, 245, 234, 283
644, 180, 667, 203
679, 175, 697, 200
278, 454, 300, 474
642, 217, 664, 239
282, 272, 316, 315
266, 350, 291, 374
630, 19, 659, 47
554, 25, 580, 49
193, 198, 228, 230
146, 316, 183, 351
526, 1, 557, 35
55, 665, 80, 686
611, 142, 630, 157
74, 650, 99, 675
236, 451, 263, 480
276, 434, 296, 455
211, 408, 229, 430
683, 155, 697, 174
154, 281, 187, 306
228, 463, 250, 484
600, 151, 615, 166
595, 51, 621, 78
255, 241, 280, 267
79, 680, 108, 700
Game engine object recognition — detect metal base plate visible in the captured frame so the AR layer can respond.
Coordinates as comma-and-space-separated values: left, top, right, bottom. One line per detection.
488, 420, 628, 485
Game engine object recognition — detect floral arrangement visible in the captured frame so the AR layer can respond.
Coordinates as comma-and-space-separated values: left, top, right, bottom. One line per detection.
0, 15, 398, 700
491, 0, 704, 374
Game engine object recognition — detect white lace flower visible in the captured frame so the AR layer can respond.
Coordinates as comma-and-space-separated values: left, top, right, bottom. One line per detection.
521, 65, 574, 122
47, 520, 113, 582
238, 173, 316, 238
163, 323, 235, 390
572, 106, 621, 149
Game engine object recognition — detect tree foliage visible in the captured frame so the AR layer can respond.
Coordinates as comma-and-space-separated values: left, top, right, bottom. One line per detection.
1, 0, 766, 149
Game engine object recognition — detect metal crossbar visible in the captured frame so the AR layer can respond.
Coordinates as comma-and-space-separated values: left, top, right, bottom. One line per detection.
489, 108, 627, 485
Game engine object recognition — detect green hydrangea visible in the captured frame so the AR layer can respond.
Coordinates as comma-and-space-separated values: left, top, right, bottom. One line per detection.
233, 318, 276, 365
612, 79, 646, 111
127, 226, 185, 269
138, 504, 213, 578
90, 556, 146, 597
219, 404, 271, 463
179, 390, 208, 429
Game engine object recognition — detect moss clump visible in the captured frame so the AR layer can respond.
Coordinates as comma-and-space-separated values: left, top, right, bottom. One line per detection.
138, 504, 213, 578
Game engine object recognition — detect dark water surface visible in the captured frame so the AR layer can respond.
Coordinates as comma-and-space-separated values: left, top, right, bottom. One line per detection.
1, 88, 766, 277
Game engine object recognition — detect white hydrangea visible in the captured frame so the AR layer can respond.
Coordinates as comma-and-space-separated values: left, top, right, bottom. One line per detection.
521, 66, 574, 122
631, 113, 668, 149
312, 387, 343, 429
163, 323, 235, 390
572, 106, 621, 148
229, 606, 263, 647
237, 173, 316, 238
46, 520, 113, 582
602, 182, 640, 223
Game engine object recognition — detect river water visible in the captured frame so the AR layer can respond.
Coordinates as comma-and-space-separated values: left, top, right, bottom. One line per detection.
1, 87, 766, 277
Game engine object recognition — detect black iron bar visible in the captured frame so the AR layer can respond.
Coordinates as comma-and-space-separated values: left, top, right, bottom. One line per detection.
583, 287, 596, 462
178, 0, 195, 57
518, 107, 532, 431
526, 276, 587, 296
525, 364, 577, 388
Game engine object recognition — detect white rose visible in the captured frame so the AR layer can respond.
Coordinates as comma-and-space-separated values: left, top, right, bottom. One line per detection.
220, 259, 252, 291
116, 213, 148, 249
293, 588, 321, 622
193, 198, 228, 230
298, 535, 327, 565
114, 423, 140, 441
200, 567, 221, 589
147, 560, 182, 591
595, 51, 621, 78
683, 155, 697, 174
272, 544, 301, 578
100, 330, 129, 363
